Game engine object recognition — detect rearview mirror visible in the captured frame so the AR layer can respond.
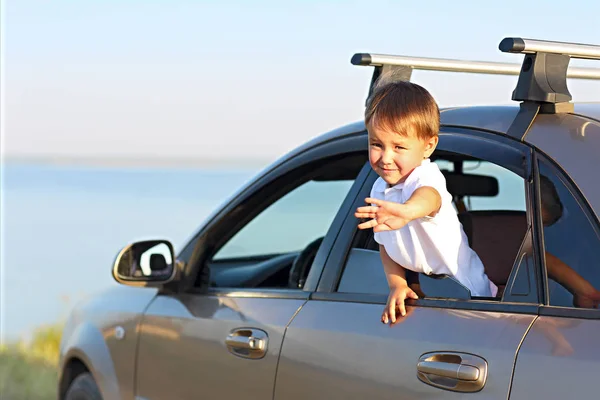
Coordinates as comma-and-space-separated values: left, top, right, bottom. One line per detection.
112, 239, 177, 286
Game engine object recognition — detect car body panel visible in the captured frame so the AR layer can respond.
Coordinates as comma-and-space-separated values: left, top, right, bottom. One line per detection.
440, 105, 520, 135
134, 293, 306, 400
573, 102, 600, 122
274, 301, 536, 399
525, 112, 600, 219
58, 286, 159, 400
509, 316, 600, 399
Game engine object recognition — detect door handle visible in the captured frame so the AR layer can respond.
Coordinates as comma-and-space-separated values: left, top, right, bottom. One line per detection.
416, 352, 487, 393
225, 328, 268, 359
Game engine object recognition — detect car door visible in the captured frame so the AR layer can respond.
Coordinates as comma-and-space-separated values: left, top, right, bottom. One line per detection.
509, 153, 600, 399
274, 128, 541, 399
133, 133, 372, 400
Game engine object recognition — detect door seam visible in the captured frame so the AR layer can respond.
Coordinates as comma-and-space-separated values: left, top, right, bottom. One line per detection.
271, 298, 309, 400
506, 314, 538, 400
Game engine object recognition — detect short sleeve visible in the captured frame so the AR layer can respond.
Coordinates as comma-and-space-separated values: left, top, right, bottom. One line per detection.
404, 164, 451, 219
410, 170, 447, 196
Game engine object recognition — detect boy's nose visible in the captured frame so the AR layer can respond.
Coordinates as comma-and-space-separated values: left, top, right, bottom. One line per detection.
381, 151, 394, 164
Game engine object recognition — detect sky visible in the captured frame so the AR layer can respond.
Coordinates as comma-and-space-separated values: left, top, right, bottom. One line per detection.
3, 0, 600, 163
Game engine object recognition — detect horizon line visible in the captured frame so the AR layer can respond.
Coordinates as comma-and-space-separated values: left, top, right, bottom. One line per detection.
0, 154, 276, 170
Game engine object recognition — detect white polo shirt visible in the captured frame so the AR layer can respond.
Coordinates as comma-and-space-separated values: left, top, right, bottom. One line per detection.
371, 159, 498, 297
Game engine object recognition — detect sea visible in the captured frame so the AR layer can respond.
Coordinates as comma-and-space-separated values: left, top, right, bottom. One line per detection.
1, 160, 261, 342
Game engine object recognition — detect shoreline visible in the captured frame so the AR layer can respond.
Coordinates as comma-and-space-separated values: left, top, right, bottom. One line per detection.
0, 155, 273, 170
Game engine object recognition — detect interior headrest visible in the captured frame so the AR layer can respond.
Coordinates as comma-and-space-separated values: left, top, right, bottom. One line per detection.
442, 171, 499, 197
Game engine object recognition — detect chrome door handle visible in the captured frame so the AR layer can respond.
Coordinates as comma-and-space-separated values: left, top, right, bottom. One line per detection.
417, 352, 487, 393
225, 328, 268, 359
416, 360, 479, 381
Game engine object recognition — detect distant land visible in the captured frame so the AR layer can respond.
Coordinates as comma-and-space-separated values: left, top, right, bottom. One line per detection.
0, 154, 275, 170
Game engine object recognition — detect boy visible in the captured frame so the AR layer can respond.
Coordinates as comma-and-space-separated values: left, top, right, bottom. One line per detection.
354, 80, 497, 325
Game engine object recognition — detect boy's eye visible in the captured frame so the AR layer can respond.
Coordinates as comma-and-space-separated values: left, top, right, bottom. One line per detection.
371, 142, 382, 148
395, 146, 406, 150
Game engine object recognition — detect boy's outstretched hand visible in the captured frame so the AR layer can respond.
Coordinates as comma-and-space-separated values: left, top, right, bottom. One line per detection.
355, 197, 412, 232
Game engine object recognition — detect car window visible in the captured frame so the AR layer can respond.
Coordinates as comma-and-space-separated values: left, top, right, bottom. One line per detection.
214, 179, 354, 259
338, 151, 528, 300
206, 152, 369, 290
434, 159, 526, 212
538, 160, 600, 309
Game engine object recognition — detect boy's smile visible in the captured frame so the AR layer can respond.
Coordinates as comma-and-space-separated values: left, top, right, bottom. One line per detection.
368, 123, 438, 186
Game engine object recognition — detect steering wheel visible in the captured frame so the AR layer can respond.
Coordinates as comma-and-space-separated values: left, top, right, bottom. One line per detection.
288, 237, 324, 289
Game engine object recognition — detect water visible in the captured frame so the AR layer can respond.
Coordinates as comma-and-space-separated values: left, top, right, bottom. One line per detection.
1, 162, 259, 341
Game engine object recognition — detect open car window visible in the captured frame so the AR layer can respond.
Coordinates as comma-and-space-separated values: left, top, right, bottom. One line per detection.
336, 135, 532, 303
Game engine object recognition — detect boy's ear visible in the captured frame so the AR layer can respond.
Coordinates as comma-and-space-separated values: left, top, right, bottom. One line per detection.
424, 136, 439, 158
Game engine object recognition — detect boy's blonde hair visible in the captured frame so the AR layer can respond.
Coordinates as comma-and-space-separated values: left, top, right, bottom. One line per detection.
365, 79, 440, 141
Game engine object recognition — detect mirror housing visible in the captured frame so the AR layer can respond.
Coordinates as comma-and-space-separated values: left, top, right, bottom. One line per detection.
112, 239, 178, 287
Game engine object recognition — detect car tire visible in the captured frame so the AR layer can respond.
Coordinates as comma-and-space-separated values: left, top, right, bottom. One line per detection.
64, 373, 102, 400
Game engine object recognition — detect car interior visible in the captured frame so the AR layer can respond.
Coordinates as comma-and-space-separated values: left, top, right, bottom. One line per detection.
207, 150, 529, 299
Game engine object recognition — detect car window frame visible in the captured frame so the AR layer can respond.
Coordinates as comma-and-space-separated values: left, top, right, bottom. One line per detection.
169, 132, 373, 299
534, 150, 600, 320
311, 127, 543, 316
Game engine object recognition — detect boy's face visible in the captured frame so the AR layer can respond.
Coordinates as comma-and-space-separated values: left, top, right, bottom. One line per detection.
367, 122, 438, 186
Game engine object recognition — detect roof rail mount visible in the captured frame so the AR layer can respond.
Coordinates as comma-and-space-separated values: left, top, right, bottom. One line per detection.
500, 37, 600, 113
352, 37, 600, 114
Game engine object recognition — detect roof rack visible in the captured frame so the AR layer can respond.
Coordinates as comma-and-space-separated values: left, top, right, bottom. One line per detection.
352, 37, 600, 115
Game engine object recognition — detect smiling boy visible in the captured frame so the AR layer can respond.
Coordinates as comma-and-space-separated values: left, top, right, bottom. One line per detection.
354, 80, 497, 324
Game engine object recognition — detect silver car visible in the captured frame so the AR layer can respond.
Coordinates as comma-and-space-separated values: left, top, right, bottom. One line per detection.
58, 37, 600, 399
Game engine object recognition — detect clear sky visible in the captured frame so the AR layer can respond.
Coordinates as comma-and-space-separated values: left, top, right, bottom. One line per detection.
3, 0, 600, 162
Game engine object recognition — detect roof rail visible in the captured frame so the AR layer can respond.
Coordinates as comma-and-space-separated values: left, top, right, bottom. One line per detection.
499, 37, 600, 60
352, 37, 600, 114
351, 53, 600, 79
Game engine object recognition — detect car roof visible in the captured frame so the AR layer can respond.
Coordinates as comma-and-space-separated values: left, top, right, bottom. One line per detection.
299, 102, 600, 144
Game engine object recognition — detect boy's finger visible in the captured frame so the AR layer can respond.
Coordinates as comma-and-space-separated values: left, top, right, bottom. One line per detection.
408, 290, 419, 300
358, 219, 378, 230
356, 206, 378, 213
365, 197, 384, 206
388, 298, 397, 323
382, 311, 388, 324
398, 297, 406, 317
354, 211, 376, 219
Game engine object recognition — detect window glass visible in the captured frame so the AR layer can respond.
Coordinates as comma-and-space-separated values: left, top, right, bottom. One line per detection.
538, 161, 600, 309
214, 179, 354, 259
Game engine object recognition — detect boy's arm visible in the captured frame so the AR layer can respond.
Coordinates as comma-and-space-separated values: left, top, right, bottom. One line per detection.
380, 245, 418, 322
380, 245, 409, 288
403, 186, 442, 219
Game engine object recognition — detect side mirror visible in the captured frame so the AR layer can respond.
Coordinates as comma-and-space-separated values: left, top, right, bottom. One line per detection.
112, 239, 177, 287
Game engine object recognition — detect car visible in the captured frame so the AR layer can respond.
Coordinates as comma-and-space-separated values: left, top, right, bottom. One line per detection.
58, 37, 600, 400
